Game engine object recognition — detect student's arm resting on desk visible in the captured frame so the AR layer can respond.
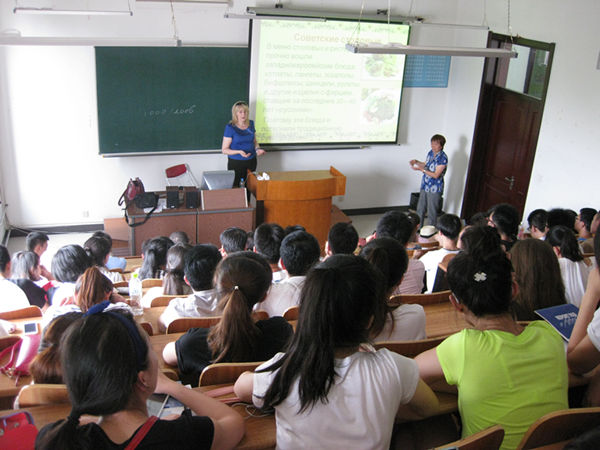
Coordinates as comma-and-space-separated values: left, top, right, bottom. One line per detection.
155, 371, 245, 450
396, 378, 440, 421
221, 136, 250, 158
162, 341, 178, 366
233, 371, 254, 404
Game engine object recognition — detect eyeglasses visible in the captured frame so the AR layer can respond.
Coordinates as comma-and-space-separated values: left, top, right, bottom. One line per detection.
234, 101, 248, 107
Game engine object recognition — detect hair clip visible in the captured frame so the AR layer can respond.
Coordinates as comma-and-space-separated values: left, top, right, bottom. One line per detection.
473, 272, 487, 282
233, 285, 240, 291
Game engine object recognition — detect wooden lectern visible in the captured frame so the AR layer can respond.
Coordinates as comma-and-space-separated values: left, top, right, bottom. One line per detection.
246, 167, 346, 246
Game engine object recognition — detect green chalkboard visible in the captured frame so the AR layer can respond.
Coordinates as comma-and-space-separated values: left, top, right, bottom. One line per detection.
96, 47, 249, 155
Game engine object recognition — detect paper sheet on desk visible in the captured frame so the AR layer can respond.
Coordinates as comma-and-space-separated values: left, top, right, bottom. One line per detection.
144, 198, 166, 214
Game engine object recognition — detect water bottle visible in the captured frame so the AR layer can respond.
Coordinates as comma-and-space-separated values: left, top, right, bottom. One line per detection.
239, 177, 246, 188
128, 272, 143, 316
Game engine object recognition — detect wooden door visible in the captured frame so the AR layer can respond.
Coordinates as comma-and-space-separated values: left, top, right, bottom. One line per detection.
461, 34, 554, 220
475, 87, 541, 213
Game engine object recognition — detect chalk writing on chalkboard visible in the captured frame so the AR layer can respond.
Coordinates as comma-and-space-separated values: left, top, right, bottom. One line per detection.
404, 55, 451, 88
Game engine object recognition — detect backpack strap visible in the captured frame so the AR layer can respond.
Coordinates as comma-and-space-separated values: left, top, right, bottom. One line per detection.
124, 416, 158, 450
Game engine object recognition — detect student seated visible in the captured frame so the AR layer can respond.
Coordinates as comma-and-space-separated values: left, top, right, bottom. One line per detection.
547, 225, 593, 307
84, 235, 124, 284
527, 208, 549, 240
91, 231, 126, 272
26, 231, 53, 282
163, 252, 292, 386
169, 230, 190, 245
567, 232, 600, 405
253, 223, 286, 282
138, 236, 174, 280
50, 245, 93, 306
325, 222, 359, 257
142, 243, 194, 308
234, 255, 439, 448
9, 250, 48, 308
458, 225, 505, 259
375, 210, 425, 294
219, 227, 248, 257
43, 266, 130, 328
360, 237, 426, 341
582, 211, 600, 253
35, 305, 244, 449
510, 238, 567, 320
415, 250, 568, 450
487, 203, 520, 251
418, 213, 461, 293
158, 244, 221, 329
30, 312, 82, 384
0, 245, 30, 312
255, 231, 320, 317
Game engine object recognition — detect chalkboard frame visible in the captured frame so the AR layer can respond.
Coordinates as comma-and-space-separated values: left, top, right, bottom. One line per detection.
96, 46, 250, 156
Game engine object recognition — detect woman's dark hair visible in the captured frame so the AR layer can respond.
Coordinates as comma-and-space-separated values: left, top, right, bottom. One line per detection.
547, 225, 583, 262
259, 255, 386, 412
527, 209, 548, 231
458, 226, 504, 260
207, 252, 272, 363
51, 245, 92, 283
510, 239, 566, 320
489, 203, 520, 240
162, 244, 192, 295
447, 251, 513, 317
0, 245, 10, 274
35, 310, 148, 449
30, 312, 83, 384
83, 235, 112, 267
139, 236, 174, 280
10, 251, 39, 280
74, 267, 113, 312
579, 208, 597, 233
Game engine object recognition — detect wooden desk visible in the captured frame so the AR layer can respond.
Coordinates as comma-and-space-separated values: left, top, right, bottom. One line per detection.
136, 307, 167, 335
424, 302, 469, 338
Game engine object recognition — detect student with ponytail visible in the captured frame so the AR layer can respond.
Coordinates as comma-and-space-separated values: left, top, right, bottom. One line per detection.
35, 305, 243, 449
234, 255, 439, 448
138, 236, 174, 281
162, 251, 292, 385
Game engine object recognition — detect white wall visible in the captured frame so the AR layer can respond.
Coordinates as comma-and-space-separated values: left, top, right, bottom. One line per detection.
1, 0, 596, 228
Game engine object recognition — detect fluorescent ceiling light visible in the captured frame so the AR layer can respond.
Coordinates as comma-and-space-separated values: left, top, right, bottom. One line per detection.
13, 7, 133, 16
0, 36, 176, 46
345, 43, 517, 58
246, 7, 420, 23
225, 12, 325, 22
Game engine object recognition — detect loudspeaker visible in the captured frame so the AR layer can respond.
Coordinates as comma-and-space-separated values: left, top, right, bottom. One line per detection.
166, 190, 179, 209
185, 190, 199, 209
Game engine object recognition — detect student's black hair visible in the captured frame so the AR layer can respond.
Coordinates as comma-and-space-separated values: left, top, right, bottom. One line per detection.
547, 225, 584, 262
219, 227, 248, 254
208, 252, 273, 363
436, 213, 462, 241
253, 223, 285, 264
280, 231, 320, 277
258, 255, 386, 412
183, 244, 222, 291
489, 203, 520, 239
26, 231, 49, 252
51, 245, 92, 283
169, 231, 190, 245
467, 212, 488, 227
375, 210, 413, 245
35, 310, 148, 450
359, 237, 408, 294
139, 236, 174, 280
0, 245, 11, 274
245, 231, 254, 253
10, 251, 39, 280
579, 208, 597, 233
83, 235, 111, 267
91, 231, 113, 247
446, 251, 513, 317
458, 226, 504, 260
527, 209, 548, 232
162, 243, 192, 295
548, 208, 576, 230
284, 225, 305, 236
431, 134, 446, 148
327, 222, 359, 255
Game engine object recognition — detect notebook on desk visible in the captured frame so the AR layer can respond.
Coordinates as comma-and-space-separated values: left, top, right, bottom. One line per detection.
535, 303, 579, 341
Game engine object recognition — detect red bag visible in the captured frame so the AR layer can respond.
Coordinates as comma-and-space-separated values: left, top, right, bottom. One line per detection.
0, 334, 41, 384
118, 178, 145, 207
0, 411, 38, 450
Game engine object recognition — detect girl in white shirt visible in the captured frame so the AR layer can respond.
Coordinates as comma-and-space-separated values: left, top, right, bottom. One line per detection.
234, 255, 438, 449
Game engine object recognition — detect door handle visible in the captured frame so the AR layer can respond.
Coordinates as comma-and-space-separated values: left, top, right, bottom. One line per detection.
504, 176, 515, 191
